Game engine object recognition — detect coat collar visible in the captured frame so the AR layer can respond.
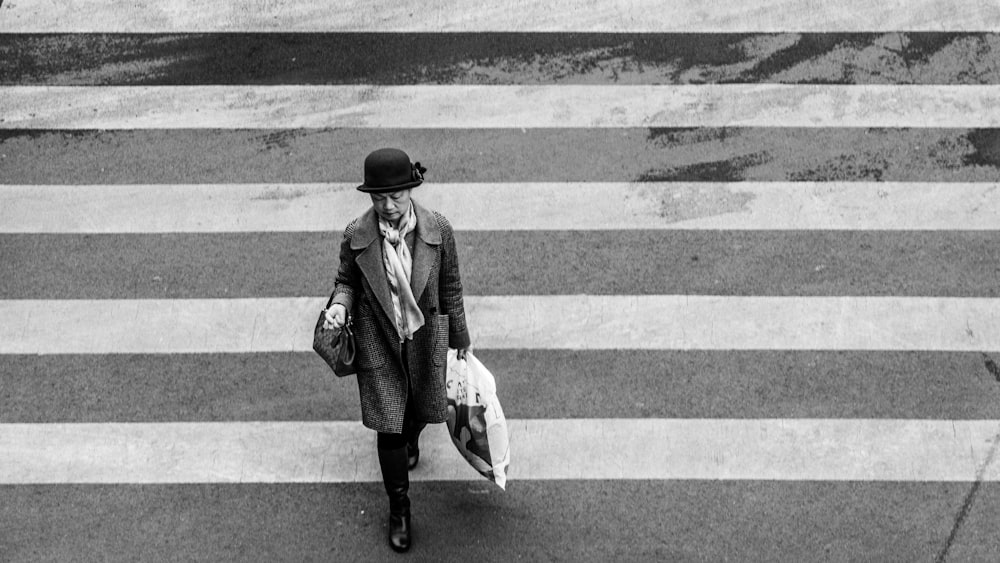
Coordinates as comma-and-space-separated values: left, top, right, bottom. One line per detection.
350, 200, 441, 325
350, 199, 441, 250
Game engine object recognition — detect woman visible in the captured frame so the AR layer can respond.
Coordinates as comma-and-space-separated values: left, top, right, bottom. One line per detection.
323, 148, 471, 553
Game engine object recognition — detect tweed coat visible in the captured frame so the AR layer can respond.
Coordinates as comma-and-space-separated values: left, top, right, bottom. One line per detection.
330, 200, 471, 434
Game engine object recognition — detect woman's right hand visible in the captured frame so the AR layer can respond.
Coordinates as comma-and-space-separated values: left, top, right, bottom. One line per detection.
323, 304, 347, 329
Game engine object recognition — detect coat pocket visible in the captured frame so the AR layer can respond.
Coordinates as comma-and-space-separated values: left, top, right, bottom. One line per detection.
354, 300, 388, 370
433, 314, 450, 366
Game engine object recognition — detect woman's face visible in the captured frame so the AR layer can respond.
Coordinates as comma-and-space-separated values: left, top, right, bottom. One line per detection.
370, 189, 412, 224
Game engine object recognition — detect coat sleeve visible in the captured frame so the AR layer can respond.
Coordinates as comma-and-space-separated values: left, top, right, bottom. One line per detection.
330, 218, 360, 315
436, 212, 471, 349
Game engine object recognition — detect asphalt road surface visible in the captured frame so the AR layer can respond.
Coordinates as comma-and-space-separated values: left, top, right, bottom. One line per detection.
3, 3, 1000, 562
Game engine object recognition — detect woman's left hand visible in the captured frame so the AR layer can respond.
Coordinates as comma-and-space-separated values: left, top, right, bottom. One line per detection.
457, 347, 470, 360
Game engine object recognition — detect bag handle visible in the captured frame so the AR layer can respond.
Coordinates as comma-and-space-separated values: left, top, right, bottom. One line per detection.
322, 291, 352, 329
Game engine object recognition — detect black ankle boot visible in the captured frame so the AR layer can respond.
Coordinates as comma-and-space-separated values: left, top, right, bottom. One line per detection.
388, 503, 411, 553
378, 445, 411, 552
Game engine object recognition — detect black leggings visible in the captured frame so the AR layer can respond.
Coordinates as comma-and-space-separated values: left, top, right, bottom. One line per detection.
377, 417, 426, 449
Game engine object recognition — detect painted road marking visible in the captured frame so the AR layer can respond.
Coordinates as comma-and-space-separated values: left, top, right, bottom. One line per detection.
4, 85, 1000, 129
2, 182, 998, 233
2, 296, 998, 354
2, 0, 998, 33
1, 419, 997, 483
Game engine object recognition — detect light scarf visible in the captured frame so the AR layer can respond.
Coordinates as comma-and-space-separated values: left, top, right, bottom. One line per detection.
379, 203, 425, 342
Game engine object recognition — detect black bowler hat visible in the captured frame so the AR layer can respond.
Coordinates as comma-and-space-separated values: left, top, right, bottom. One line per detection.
357, 148, 427, 193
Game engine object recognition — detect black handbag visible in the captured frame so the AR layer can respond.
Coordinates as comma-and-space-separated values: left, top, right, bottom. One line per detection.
312, 299, 356, 377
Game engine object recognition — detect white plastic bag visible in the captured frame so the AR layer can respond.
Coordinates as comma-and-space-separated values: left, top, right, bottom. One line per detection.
445, 350, 510, 490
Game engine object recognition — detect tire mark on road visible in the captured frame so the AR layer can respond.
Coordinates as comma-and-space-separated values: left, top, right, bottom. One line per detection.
983, 353, 1000, 382
934, 428, 1000, 563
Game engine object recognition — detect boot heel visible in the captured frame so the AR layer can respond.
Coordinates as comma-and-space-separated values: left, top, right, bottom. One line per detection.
389, 507, 411, 552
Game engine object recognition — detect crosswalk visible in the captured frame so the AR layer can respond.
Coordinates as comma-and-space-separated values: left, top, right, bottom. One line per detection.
3, 1, 1000, 560
6, 84, 1000, 128
4, 419, 999, 483
3, 0, 998, 32
3, 296, 1000, 353
3, 182, 1000, 232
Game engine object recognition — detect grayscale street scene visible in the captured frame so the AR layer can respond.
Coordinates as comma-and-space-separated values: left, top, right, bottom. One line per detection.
2, 2, 1000, 561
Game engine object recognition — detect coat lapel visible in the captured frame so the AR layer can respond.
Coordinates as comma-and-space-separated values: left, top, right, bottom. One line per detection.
351, 202, 442, 324
409, 200, 441, 302
351, 208, 396, 325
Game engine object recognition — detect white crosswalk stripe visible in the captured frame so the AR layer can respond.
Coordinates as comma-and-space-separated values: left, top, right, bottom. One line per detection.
4, 182, 1000, 232
3, 419, 998, 484
3, 296, 1000, 354
4, 85, 1000, 129
3, 0, 998, 32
